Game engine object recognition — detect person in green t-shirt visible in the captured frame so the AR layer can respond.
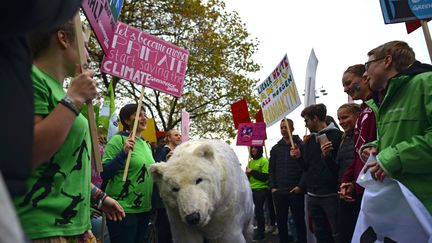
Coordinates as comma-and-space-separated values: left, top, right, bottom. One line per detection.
246, 146, 269, 242
14, 19, 124, 242
102, 103, 155, 243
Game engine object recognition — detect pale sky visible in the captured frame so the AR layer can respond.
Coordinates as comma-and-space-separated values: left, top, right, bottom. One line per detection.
225, 0, 432, 165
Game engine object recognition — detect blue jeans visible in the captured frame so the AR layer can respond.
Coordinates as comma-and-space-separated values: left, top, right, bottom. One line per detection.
91, 215, 110, 243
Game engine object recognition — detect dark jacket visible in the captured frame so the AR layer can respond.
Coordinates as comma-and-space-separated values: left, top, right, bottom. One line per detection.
269, 135, 306, 191
301, 123, 343, 195
1, 0, 82, 197
336, 132, 354, 183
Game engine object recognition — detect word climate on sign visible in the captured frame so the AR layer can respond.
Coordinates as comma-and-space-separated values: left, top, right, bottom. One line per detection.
257, 54, 301, 127
101, 22, 189, 97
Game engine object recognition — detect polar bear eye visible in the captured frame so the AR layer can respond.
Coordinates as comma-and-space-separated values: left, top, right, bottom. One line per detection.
172, 187, 179, 192
196, 178, 203, 184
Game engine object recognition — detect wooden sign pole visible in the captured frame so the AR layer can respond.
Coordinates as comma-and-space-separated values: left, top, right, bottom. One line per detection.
421, 20, 432, 63
284, 118, 294, 146
123, 86, 146, 181
73, 14, 103, 172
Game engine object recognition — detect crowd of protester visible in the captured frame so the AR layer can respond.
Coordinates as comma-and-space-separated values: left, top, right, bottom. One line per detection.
1, 2, 431, 242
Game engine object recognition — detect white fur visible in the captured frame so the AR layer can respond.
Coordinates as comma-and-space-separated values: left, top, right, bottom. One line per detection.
151, 140, 254, 243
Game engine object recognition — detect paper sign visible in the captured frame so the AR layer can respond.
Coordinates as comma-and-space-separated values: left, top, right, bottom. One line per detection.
257, 54, 301, 127
181, 109, 190, 142
231, 99, 251, 129
236, 122, 266, 146
109, 0, 123, 21
82, 0, 117, 54
380, 0, 432, 24
101, 22, 189, 97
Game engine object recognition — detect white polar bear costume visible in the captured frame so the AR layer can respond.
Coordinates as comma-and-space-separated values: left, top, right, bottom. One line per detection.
150, 140, 254, 243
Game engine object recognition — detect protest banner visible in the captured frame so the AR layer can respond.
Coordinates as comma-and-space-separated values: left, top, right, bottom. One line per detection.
352, 155, 432, 242
109, 0, 123, 21
99, 22, 189, 180
101, 22, 189, 97
379, 0, 432, 62
257, 54, 301, 128
236, 122, 266, 147
231, 99, 251, 129
380, 0, 432, 24
82, 0, 120, 54
181, 109, 190, 142
254, 109, 264, 123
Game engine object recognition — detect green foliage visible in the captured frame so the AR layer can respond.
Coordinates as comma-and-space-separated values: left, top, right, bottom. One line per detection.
89, 0, 261, 140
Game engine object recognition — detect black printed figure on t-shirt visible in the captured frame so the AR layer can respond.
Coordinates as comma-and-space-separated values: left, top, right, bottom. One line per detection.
136, 163, 148, 184
71, 139, 89, 173
132, 192, 143, 208
19, 159, 66, 208
54, 189, 84, 225
116, 179, 134, 200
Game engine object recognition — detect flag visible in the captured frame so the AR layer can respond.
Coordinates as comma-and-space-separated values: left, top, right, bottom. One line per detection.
406, 19, 431, 34
352, 155, 432, 243
98, 80, 116, 138
304, 49, 318, 107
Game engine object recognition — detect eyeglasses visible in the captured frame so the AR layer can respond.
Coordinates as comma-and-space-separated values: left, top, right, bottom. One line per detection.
365, 57, 385, 70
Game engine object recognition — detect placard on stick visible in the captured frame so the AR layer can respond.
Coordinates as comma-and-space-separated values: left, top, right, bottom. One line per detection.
82, 0, 119, 54
101, 22, 189, 97
100, 22, 189, 180
236, 122, 266, 147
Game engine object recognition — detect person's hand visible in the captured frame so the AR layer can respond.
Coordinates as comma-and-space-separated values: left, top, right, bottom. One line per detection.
66, 65, 97, 107
303, 134, 312, 142
320, 141, 333, 157
123, 133, 135, 154
364, 161, 387, 182
100, 196, 125, 221
245, 166, 251, 173
339, 182, 355, 202
290, 145, 301, 159
91, 209, 102, 219
360, 146, 377, 162
289, 186, 302, 194
271, 188, 277, 193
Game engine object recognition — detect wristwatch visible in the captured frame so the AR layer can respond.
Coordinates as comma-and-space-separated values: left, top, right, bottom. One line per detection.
59, 95, 81, 116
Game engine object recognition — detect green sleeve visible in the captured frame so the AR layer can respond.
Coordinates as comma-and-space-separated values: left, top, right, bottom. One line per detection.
378, 80, 432, 175
261, 157, 269, 173
102, 134, 124, 163
32, 76, 50, 115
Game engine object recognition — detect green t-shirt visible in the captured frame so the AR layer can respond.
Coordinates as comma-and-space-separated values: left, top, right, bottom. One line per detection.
14, 66, 91, 239
248, 156, 269, 190
103, 134, 154, 213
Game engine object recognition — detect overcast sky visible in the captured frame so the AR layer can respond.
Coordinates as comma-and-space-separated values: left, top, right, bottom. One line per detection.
224, 0, 431, 164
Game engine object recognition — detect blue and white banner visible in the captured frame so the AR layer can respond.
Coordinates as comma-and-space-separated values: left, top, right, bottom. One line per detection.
352, 155, 432, 243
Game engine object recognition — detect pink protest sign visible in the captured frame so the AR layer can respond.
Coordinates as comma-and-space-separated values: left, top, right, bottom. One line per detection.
181, 109, 190, 142
236, 122, 267, 146
101, 22, 189, 97
82, 0, 117, 54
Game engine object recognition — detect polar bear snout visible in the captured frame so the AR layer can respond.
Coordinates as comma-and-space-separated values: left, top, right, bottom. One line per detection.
185, 212, 200, 225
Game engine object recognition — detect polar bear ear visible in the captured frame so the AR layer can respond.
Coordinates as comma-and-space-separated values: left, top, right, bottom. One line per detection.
150, 163, 167, 183
193, 144, 214, 161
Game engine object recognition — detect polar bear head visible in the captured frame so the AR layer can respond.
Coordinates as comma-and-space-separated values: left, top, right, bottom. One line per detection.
151, 141, 225, 227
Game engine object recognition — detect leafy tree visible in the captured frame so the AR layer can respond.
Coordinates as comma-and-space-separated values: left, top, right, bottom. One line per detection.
88, 0, 261, 140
